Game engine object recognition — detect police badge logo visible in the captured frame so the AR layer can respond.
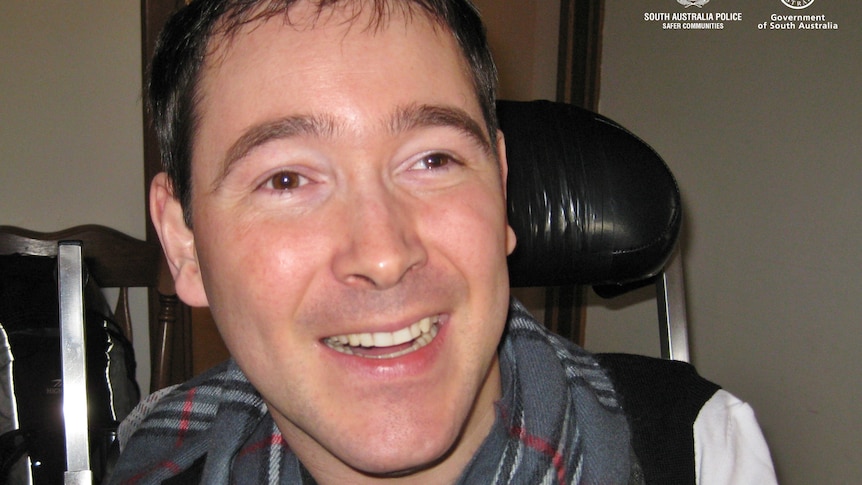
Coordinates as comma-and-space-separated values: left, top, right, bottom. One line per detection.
781, 0, 814, 8
678, 0, 710, 7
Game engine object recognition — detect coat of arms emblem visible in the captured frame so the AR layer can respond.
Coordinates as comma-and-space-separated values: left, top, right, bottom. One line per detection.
781, 0, 814, 9
677, 0, 710, 7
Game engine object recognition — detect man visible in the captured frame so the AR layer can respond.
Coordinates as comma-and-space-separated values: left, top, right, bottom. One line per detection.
110, 1, 775, 483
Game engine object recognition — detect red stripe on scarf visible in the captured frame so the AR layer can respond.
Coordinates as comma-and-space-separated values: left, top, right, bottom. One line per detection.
176, 387, 197, 447
239, 432, 287, 457
510, 425, 567, 484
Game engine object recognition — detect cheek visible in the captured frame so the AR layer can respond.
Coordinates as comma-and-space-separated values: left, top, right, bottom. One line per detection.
193, 216, 324, 335
417, 189, 512, 333
428, 191, 510, 269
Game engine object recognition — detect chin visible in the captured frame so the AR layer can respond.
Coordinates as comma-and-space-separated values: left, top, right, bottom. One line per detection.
349, 453, 448, 479
339, 428, 458, 477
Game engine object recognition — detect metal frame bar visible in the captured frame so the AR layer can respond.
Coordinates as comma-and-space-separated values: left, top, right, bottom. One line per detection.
656, 244, 691, 362
58, 242, 93, 485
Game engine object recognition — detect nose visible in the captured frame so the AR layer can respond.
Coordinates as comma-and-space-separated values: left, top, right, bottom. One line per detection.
332, 186, 427, 290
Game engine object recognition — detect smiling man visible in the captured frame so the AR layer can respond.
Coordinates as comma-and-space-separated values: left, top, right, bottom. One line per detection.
156, 4, 515, 479
107, 1, 635, 483
106, 1, 778, 484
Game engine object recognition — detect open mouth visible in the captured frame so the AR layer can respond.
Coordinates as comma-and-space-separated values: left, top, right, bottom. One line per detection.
323, 315, 440, 359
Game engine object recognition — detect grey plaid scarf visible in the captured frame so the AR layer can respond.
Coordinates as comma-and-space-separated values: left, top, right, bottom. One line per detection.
109, 300, 638, 484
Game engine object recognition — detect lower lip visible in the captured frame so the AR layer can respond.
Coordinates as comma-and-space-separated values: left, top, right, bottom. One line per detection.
322, 320, 448, 379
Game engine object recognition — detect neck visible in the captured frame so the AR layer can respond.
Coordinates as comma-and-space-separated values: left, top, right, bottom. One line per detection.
297, 356, 502, 485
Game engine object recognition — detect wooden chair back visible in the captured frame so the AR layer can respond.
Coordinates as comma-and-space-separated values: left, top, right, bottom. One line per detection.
0, 224, 178, 391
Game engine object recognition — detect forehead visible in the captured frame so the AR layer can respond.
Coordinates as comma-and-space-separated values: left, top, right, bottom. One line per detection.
191, 2, 481, 166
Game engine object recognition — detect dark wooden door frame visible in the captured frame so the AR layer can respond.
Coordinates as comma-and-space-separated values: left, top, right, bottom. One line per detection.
557, 0, 604, 110
544, 0, 605, 345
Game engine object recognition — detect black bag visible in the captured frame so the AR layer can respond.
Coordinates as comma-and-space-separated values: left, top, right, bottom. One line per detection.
0, 254, 140, 484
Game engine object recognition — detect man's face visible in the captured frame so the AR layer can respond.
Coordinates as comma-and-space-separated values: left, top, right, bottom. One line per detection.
164, 3, 515, 479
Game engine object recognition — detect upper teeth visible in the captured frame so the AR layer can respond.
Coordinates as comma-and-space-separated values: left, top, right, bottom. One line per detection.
324, 316, 439, 357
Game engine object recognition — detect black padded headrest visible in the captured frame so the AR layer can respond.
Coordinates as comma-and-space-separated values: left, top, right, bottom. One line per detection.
500, 100, 682, 289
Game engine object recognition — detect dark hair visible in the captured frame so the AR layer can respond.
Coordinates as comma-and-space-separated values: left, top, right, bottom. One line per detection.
147, 0, 498, 225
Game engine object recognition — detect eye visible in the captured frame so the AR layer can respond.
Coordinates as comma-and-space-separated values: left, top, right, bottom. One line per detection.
263, 170, 308, 191
410, 153, 457, 171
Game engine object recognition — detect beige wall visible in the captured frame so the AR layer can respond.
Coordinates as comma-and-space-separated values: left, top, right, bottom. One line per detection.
592, 0, 862, 482
0, 1, 150, 389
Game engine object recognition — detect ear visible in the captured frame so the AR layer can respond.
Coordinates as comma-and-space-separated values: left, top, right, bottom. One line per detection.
496, 130, 517, 256
150, 173, 209, 307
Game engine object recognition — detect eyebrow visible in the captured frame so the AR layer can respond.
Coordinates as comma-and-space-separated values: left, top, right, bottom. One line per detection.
388, 103, 493, 155
216, 103, 493, 187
